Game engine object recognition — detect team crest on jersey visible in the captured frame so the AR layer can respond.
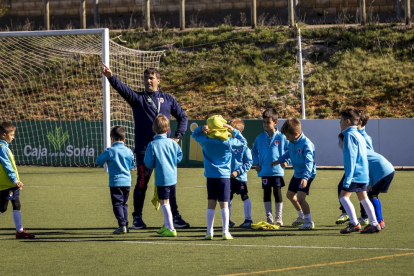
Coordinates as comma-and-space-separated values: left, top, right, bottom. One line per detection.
262, 179, 268, 185
237, 148, 243, 153
275, 140, 279, 146
297, 148, 301, 153
160, 98, 164, 103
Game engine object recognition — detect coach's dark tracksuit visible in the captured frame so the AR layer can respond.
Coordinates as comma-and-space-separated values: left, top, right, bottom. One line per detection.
108, 75, 188, 217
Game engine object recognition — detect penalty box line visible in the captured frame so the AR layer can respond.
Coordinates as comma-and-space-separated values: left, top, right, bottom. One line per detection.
222, 251, 414, 276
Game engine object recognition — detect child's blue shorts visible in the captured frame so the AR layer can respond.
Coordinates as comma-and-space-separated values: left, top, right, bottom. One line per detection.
342, 182, 367, 193
207, 178, 230, 202
261, 176, 285, 189
288, 176, 314, 195
230, 178, 248, 195
370, 171, 394, 195
157, 185, 176, 200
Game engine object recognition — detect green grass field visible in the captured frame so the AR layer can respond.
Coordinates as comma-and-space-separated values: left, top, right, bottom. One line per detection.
1, 167, 413, 275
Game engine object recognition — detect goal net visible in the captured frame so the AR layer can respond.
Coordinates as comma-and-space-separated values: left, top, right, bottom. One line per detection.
0, 29, 164, 166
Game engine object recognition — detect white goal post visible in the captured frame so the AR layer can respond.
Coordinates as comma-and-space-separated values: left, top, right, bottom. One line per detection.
0, 28, 164, 166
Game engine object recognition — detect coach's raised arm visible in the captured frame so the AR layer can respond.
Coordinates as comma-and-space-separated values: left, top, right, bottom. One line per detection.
100, 62, 190, 230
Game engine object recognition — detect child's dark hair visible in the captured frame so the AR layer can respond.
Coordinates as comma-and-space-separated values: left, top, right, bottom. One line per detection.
110, 126, 126, 141
338, 133, 344, 141
281, 117, 301, 135
357, 109, 369, 127
340, 108, 360, 126
144, 68, 161, 80
0, 122, 16, 136
153, 114, 170, 134
262, 108, 278, 121
229, 118, 245, 132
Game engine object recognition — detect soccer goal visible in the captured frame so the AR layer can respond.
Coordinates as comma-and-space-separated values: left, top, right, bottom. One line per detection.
0, 29, 164, 166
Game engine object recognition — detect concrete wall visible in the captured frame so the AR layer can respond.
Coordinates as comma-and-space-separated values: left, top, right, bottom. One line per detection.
3, 0, 412, 18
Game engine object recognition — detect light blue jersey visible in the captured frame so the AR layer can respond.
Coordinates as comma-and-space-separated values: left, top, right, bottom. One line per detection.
358, 127, 373, 150
367, 149, 394, 187
192, 127, 247, 178
96, 142, 135, 187
252, 129, 289, 177
278, 132, 316, 180
144, 134, 183, 186
231, 145, 252, 182
342, 126, 369, 188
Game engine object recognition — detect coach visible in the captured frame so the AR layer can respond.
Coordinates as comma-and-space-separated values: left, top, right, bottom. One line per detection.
102, 63, 189, 230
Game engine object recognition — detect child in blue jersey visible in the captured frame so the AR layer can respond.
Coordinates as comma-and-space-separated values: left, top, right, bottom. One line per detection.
252, 108, 289, 226
337, 108, 380, 234
144, 115, 183, 237
336, 108, 374, 225
192, 115, 247, 240
96, 126, 135, 235
0, 122, 35, 239
228, 118, 253, 228
271, 118, 316, 230
338, 135, 394, 230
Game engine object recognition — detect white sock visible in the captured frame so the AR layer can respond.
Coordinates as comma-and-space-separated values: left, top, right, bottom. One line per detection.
228, 200, 232, 221
161, 204, 174, 231
13, 210, 23, 232
206, 209, 215, 235
360, 198, 378, 226
297, 210, 304, 219
243, 198, 252, 221
264, 201, 272, 217
221, 208, 230, 234
275, 202, 283, 221
340, 197, 358, 226
304, 213, 312, 223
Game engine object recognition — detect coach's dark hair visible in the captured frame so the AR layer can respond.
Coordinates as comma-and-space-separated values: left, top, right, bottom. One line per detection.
0, 122, 16, 136
110, 126, 126, 141
281, 117, 301, 135
144, 68, 161, 80
262, 108, 278, 121
340, 108, 360, 126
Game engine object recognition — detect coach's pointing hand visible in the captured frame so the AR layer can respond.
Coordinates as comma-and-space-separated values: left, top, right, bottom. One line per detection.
102, 63, 113, 78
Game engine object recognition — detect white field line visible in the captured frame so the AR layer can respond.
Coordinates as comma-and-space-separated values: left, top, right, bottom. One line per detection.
2, 237, 414, 251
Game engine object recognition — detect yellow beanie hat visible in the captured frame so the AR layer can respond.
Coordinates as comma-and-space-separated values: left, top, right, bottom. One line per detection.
206, 115, 232, 141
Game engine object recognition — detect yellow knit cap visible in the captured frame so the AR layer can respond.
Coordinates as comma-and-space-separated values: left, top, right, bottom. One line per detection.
206, 115, 232, 141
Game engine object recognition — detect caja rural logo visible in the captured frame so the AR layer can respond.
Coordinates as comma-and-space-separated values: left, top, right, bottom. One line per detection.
24, 126, 95, 159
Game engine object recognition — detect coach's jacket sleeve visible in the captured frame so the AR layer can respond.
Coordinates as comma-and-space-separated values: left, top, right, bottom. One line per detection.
107, 75, 140, 105
170, 96, 188, 139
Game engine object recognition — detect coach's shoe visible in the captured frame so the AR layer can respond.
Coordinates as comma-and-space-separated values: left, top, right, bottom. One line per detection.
340, 223, 362, 234
157, 225, 168, 234
229, 220, 235, 228
335, 213, 350, 225
222, 233, 234, 240
160, 229, 177, 237
239, 219, 253, 228
205, 234, 213, 240
16, 229, 35, 239
361, 224, 381, 234
358, 217, 369, 226
126, 226, 130, 233
132, 215, 147, 229
292, 217, 305, 227
173, 214, 190, 228
275, 219, 284, 227
379, 220, 386, 229
299, 221, 314, 230
113, 226, 127, 235
266, 214, 274, 225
